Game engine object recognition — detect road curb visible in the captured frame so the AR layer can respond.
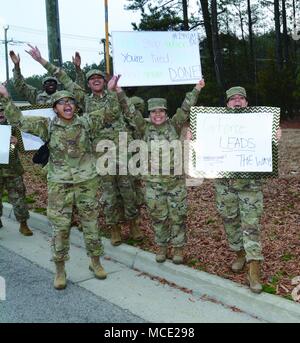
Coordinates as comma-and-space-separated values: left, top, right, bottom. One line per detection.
3, 203, 300, 323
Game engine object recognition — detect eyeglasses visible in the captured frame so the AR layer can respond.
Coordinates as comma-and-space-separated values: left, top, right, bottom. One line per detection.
56, 98, 76, 105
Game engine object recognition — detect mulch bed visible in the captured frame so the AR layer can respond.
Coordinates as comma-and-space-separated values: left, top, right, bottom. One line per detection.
20, 125, 300, 301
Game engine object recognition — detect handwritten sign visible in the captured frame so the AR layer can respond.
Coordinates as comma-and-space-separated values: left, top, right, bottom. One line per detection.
21, 107, 55, 119
190, 107, 280, 178
0, 125, 11, 164
112, 31, 202, 87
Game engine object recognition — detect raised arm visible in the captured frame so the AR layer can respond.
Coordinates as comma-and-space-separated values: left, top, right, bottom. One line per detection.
10, 50, 38, 104
25, 45, 86, 107
108, 75, 146, 136
0, 84, 49, 141
171, 79, 205, 131
72, 52, 86, 89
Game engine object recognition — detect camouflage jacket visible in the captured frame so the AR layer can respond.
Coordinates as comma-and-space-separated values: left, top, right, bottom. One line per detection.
121, 87, 201, 182
1, 96, 105, 184
0, 120, 24, 177
13, 68, 54, 105
43, 61, 133, 150
75, 68, 86, 90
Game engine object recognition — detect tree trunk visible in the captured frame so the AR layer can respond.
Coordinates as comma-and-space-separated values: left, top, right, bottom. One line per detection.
274, 0, 283, 70
182, 0, 189, 30
281, 0, 289, 64
247, 0, 255, 81
211, 0, 225, 99
199, 0, 214, 66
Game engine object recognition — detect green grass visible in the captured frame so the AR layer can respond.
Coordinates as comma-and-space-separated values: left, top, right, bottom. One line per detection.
262, 284, 276, 294
32, 207, 47, 215
25, 194, 37, 204
281, 252, 294, 261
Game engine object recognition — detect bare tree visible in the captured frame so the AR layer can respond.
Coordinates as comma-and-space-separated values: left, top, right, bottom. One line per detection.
281, 0, 289, 64
211, 0, 226, 97
274, 0, 283, 69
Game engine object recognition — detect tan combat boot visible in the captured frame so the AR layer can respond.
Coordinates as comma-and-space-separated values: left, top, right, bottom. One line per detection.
19, 221, 33, 236
231, 250, 246, 273
129, 218, 144, 241
247, 260, 263, 294
173, 247, 184, 265
89, 256, 107, 280
54, 261, 67, 290
156, 246, 167, 263
110, 224, 122, 246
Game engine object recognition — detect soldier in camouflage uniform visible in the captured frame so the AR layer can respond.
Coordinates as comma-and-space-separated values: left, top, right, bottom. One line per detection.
0, 85, 107, 290
118, 79, 205, 264
127, 96, 146, 207
25, 45, 142, 246
215, 86, 266, 294
0, 102, 33, 236
10, 50, 58, 105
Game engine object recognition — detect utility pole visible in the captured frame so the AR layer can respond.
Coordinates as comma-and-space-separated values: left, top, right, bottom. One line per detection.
45, 0, 63, 67
4, 25, 10, 84
104, 0, 110, 75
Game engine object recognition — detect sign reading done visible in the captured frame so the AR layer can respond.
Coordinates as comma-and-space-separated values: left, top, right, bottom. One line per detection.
112, 31, 202, 87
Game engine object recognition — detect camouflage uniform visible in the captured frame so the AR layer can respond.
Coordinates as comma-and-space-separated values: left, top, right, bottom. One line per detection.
122, 88, 201, 247
215, 176, 264, 261
0, 117, 29, 223
13, 68, 57, 105
1, 94, 104, 262
43, 62, 139, 226
127, 96, 146, 207
75, 67, 87, 90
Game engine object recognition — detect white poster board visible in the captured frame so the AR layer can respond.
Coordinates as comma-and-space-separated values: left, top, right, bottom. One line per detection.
0, 125, 11, 164
21, 108, 55, 119
191, 109, 279, 178
112, 31, 202, 87
21, 133, 44, 151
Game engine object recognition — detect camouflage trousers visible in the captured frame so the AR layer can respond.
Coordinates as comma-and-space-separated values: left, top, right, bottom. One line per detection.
101, 174, 139, 225
215, 179, 264, 261
134, 176, 145, 207
145, 178, 187, 247
0, 175, 29, 222
47, 177, 103, 262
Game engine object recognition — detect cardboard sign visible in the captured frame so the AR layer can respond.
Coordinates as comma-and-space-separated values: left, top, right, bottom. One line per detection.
190, 107, 280, 178
0, 125, 11, 164
112, 31, 202, 87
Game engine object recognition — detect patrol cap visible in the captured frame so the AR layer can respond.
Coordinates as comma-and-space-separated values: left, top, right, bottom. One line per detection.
130, 96, 145, 113
42, 76, 58, 84
148, 98, 167, 111
86, 69, 105, 81
226, 86, 247, 101
52, 90, 76, 107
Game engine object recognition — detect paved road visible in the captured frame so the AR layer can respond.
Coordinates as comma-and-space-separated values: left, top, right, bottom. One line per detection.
0, 246, 145, 323
0, 217, 264, 323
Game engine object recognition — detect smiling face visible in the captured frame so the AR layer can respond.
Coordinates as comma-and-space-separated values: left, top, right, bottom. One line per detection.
150, 108, 167, 126
54, 97, 76, 122
88, 75, 105, 95
43, 80, 58, 95
227, 94, 248, 109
